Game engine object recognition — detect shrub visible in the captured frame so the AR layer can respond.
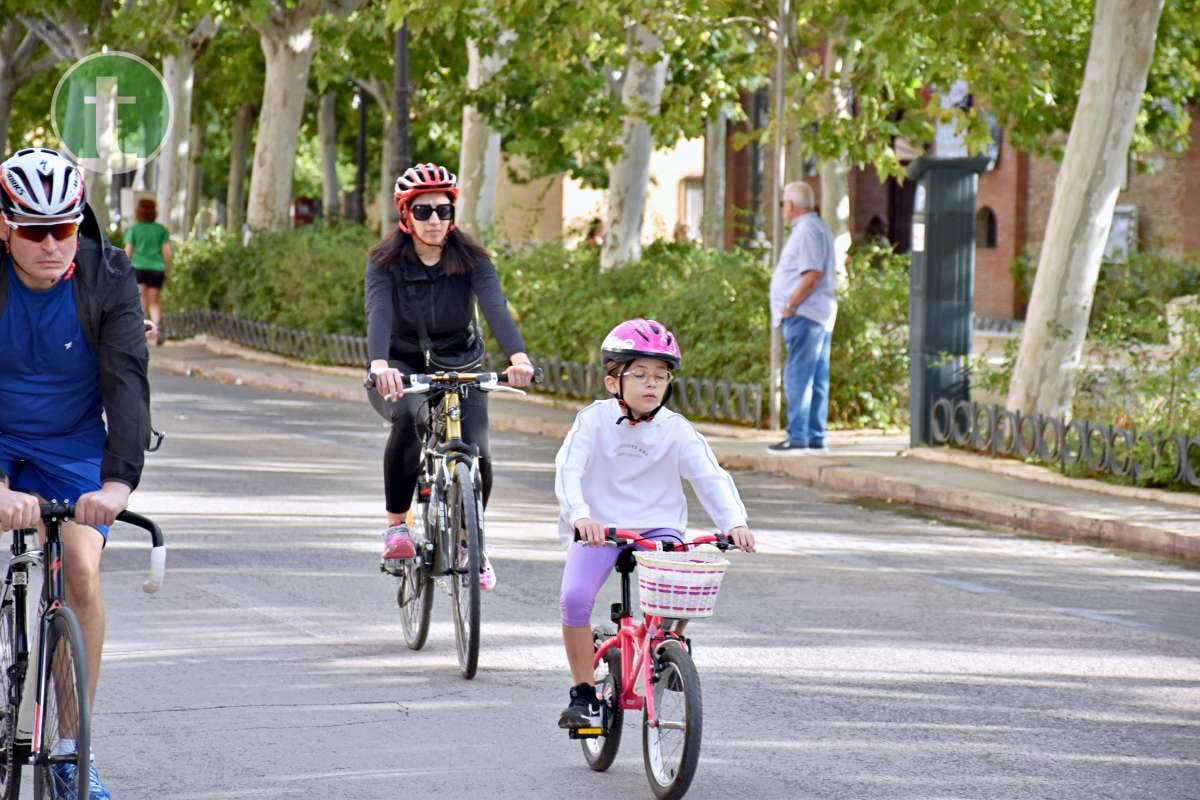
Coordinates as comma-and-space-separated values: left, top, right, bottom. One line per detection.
168, 226, 915, 428
829, 242, 910, 428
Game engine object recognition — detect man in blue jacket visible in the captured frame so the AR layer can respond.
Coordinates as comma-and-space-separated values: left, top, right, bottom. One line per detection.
0, 147, 150, 800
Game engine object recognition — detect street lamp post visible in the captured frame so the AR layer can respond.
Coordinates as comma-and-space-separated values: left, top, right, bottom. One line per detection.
768, 0, 790, 431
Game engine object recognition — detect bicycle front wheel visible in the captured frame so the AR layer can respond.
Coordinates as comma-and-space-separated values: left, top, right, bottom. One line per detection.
0, 585, 25, 799
33, 608, 90, 800
448, 461, 481, 680
397, 486, 434, 650
581, 633, 623, 771
642, 644, 702, 800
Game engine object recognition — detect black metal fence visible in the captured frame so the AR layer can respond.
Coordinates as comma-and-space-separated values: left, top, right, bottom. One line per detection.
929, 398, 1200, 488
165, 310, 764, 427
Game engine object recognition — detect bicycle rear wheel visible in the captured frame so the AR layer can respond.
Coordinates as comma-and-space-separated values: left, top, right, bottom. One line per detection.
641, 644, 702, 800
448, 461, 481, 680
33, 608, 89, 800
397, 486, 434, 650
581, 631, 623, 771
0, 585, 24, 799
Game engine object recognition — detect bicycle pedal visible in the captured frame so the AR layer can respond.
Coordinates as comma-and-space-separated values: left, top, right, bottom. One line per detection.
569, 727, 603, 739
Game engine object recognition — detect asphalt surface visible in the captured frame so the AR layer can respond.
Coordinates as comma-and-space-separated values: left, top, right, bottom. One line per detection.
83, 370, 1200, 799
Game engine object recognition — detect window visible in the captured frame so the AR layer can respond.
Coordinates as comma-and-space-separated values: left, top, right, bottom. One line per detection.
679, 177, 704, 241
976, 207, 997, 249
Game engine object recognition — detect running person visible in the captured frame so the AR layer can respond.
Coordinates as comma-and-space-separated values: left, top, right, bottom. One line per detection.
365, 162, 534, 586
124, 197, 171, 346
554, 318, 756, 727
0, 148, 151, 799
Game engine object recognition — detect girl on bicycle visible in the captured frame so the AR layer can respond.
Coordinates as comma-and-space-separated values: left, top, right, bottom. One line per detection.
366, 163, 535, 587
554, 318, 755, 728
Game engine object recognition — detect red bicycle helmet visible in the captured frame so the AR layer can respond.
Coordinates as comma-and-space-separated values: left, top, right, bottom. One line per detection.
394, 163, 459, 234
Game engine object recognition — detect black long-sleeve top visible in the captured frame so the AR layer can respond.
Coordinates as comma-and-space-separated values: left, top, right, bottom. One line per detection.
364, 253, 526, 364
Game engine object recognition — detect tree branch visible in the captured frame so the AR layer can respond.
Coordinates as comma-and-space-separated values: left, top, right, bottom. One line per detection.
355, 75, 391, 119
20, 15, 76, 63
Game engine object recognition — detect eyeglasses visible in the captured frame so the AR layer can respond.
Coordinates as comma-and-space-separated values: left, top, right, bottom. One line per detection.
410, 203, 455, 222
6, 220, 79, 243
625, 368, 673, 385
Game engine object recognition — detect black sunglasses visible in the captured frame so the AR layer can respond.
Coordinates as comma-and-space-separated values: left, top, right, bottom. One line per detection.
410, 203, 455, 222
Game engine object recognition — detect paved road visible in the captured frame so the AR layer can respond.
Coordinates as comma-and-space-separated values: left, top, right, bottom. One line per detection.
84, 372, 1200, 799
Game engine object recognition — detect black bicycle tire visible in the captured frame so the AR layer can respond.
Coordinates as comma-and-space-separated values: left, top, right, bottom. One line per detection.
582, 638, 624, 771
0, 585, 24, 800
449, 461, 481, 680
32, 608, 90, 800
641, 644, 702, 800
397, 486, 434, 651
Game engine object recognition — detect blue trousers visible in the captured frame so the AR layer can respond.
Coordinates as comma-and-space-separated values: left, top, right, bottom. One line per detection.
782, 315, 832, 447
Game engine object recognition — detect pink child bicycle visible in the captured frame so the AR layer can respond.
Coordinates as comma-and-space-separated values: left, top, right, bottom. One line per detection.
570, 528, 740, 800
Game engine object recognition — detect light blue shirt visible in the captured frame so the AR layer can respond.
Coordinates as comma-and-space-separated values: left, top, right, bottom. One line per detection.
769, 212, 837, 330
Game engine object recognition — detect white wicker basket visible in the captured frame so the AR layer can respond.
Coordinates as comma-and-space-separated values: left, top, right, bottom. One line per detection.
635, 551, 730, 619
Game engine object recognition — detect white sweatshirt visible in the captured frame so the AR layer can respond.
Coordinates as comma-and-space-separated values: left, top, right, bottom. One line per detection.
554, 398, 749, 546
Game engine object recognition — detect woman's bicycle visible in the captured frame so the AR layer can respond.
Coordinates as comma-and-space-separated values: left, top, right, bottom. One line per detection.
569, 528, 738, 800
0, 502, 165, 800
365, 368, 538, 680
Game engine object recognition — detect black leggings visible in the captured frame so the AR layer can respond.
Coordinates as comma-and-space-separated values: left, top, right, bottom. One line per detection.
368, 359, 493, 515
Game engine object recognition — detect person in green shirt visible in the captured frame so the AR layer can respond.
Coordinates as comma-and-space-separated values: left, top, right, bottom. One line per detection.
124, 198, 171, 345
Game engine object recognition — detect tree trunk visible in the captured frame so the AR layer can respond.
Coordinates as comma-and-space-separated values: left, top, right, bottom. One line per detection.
246, 18, 320, 231
0, 82, 12, 157
155, 15, 217, 235
600, 25, 668, 271
378, 132, 394, 238
357, 76, 396, 237
702, 106, 726, 250
0, 21, 59, 153
819, 35, 856, 284
1007, 0, 1165, 418
226, 104, 254, 234
458, 37, 508, 241
184, 120, 206, 237
318, 89, 340, 222
157, 51, 195, 235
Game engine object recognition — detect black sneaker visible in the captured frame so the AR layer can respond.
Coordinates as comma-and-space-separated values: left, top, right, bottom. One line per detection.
558, 683, 600, 729
766, 439, 807, 453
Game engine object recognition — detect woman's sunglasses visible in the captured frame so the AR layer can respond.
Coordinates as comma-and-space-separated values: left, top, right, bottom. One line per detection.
6, 220, 79, 243
409, 203, 454, 222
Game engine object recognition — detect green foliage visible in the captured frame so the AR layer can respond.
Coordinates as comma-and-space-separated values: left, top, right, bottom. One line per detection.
168, 226, 915, 429
791, 0, 1198, 179
828, 242, 911, 428
494, 239, 772, 384
1088, 251, 1200, 344
165, 223, 376, 334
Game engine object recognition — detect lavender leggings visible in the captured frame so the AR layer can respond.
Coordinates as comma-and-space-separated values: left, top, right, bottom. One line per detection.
559, 528, 683, 627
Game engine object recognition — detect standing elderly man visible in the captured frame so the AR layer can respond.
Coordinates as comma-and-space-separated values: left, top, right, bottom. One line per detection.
768, 181, 837, 454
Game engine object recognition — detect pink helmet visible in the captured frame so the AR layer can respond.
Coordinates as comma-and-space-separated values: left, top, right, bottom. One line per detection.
600, 318, 681, 371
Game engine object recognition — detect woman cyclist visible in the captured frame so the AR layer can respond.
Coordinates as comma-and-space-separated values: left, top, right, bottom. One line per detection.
365, 162, 534, 588
554, 318, 756, 728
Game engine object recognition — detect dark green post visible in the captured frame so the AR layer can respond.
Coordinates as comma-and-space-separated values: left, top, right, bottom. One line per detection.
908, 156, 989, 446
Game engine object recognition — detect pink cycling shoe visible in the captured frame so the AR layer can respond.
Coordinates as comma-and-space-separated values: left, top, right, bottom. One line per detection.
380, 523, 416, 573
458, 546, 497, 591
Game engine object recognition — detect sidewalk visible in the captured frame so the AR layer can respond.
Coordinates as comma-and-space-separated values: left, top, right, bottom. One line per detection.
151, 337, 1200, 564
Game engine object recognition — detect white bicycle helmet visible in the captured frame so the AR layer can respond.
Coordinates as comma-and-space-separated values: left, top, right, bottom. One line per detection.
0, 148, 86, 224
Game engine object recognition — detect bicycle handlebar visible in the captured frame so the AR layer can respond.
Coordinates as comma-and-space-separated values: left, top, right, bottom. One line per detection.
573, 527, 739, 552
38, 503, 167, 594
364, 367, 544, 393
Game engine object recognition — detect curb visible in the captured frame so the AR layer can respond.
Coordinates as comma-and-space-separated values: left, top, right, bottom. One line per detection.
714, 447, 1200, 562
906, 444, 1200, 510
151, 345, 1200, 565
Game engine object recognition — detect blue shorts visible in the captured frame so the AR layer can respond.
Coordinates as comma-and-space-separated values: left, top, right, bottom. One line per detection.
0, 431, 108, 539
